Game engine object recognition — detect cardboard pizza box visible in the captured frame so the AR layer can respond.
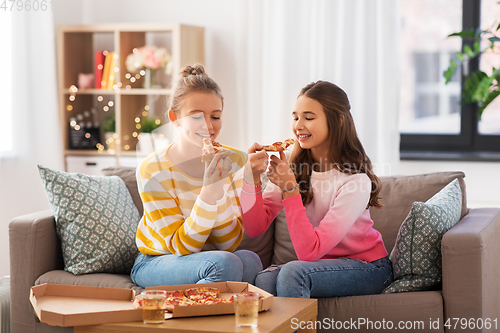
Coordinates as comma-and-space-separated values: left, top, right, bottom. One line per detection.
146, 281, 273, 319
30, 284, 142, 327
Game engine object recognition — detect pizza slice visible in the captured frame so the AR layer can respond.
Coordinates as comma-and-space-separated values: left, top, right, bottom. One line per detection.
164, 290, 197, 312
185, 287, 220, 302
260, 138, 296, 151
201, 138, 229, 162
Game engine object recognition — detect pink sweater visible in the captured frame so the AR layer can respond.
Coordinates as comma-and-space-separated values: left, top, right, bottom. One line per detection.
241, 168, 388, 262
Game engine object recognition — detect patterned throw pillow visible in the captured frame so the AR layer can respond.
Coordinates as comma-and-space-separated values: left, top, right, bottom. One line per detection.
382, 178, 462, 293
38, 165, 140, 275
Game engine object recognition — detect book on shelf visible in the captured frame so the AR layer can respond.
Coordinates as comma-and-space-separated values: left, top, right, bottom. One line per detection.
105, 52, 117, 90
94, 51, 105, 89
100, 51, 113, 89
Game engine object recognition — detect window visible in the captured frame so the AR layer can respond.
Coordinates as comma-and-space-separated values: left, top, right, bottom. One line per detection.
399, 0, 500, 160
0, 11, 12, 154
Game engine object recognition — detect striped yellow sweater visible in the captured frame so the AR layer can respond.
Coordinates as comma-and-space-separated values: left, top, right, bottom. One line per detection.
135, 143, 245, 256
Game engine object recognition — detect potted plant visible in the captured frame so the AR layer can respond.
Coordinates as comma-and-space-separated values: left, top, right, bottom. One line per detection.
443, 16, 500, 120
137, 117, 163, 153
102, 113, 116, 151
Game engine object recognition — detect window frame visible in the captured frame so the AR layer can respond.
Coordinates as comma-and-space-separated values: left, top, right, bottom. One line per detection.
400, 0, 500, 161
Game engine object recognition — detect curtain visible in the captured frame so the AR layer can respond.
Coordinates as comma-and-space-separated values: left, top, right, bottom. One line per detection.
236, 0, 401, 175
0, 10, 63, 226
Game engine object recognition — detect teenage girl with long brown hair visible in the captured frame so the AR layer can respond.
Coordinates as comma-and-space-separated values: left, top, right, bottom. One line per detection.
241, 80, 392, 297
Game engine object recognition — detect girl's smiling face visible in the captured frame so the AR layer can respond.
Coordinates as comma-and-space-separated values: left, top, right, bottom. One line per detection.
292, 95, 330, 155
175, 91, 223, 148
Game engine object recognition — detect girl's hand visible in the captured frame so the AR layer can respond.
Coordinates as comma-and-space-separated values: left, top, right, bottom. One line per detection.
267, 151, 297, 192
244, 142, 269, 185
203, 151, 232, 187
200, 152, 232, 204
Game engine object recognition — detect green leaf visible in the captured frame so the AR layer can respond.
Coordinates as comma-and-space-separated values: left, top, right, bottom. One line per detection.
488, 36, 500, 44
473, 41, 481, 52
448, 29, 475, 39
456, 52, 464, 62
443, 67, 457, 84
496, 22, 500, 31
450, 60, 457, 68
463, 44, 475, 57
477, 90, 500, 120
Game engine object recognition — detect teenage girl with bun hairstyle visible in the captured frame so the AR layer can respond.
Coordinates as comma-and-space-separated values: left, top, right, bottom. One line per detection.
242, 80, 392, 298
131, 64, 262, 287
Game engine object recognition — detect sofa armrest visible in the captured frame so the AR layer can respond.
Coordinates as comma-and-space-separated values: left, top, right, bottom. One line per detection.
9, 210, 64, 331
441, 208, 500, 331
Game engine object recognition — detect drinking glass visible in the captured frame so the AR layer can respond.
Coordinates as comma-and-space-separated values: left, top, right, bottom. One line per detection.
142, 290, 167, 324
234, 292, 259, 327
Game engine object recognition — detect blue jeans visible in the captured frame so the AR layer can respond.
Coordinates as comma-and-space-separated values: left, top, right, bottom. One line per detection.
255, 256, 393, 298
131, 250, 263, 288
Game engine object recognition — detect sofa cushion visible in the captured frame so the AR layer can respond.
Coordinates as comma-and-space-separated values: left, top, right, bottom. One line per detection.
272, 210, 297, 265
317, 291, 443, 332
38, 165, 140, 275
101, 166, 143, 216
236, 224, 275, 269
35, 270, 144, 295
383, 179, 462, 293
370, 171, 467, 253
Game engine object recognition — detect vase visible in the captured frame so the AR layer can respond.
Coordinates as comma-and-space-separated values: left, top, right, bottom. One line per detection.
143, 68, 159, 89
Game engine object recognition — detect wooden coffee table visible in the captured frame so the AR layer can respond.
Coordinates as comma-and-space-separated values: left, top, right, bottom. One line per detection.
74, 297, 318, 333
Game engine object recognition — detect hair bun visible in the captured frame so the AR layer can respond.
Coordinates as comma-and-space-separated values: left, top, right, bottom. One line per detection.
179, 64, 206, 78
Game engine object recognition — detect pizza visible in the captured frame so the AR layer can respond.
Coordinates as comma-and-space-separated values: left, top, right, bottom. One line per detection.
134, 287, 233, 312
201, 138, 229, 162
261, 138, 296, 151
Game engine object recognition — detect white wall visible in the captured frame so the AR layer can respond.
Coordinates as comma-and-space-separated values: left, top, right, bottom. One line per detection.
399, 160, 500, 209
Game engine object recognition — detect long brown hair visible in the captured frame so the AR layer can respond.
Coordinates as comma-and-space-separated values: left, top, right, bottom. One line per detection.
289, 81, 383, 208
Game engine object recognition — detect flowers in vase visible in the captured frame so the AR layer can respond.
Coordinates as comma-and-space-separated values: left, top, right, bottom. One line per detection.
125, 45, 173, 75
